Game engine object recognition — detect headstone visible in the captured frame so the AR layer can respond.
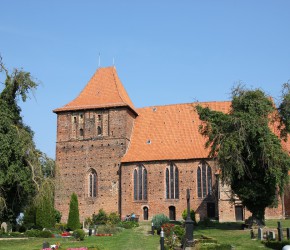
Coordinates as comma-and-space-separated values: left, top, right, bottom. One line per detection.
1, 222, 7, 233
250, 229, 255, 239
282, 245, 290, 250
287, 228, 290, 240
258, 228, 263, 240
42, 242, 49, 249
269, 231, 276, 240
278, 221, 283, 241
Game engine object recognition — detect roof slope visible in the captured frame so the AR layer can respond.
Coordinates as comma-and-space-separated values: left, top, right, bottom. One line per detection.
122, 101, 231, 163
53, 67, 136, 113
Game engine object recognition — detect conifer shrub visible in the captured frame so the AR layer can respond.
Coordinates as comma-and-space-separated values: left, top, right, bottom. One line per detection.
152, 214, 170, 232
67, 193, 81, 230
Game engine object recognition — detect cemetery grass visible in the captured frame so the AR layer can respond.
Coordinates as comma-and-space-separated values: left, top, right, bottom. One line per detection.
195, 219, 290, 250
1, 220, 290, 250
0, 223, 160, 250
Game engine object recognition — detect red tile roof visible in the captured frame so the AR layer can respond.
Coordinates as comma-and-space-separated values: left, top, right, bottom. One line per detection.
53, 67, 136, 114
121, 101, 231, 163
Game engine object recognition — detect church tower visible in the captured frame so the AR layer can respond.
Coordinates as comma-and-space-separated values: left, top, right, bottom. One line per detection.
53, 67, 137, 222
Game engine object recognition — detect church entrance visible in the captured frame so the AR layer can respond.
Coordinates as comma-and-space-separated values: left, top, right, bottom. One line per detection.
143, 206, 149, 220
169, 206, 176, 220
207, 202, 215, 218
235, 206, 244, 221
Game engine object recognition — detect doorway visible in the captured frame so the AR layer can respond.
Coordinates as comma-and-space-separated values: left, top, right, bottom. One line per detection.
207, 202, 215, 218
235, 206, 244, 221
169, 206, 176, 220
143, 206, 149, 220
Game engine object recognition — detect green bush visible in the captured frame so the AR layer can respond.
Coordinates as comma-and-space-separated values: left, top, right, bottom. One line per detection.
67, 193, 81, 230
25, 229, 53, 238
152, 214, 170, 232
8, 232, 22, 237
107, 212, 121, 225
93, 209, 108, 225
118, 221, 139, 229
55, 223, 66, 232
73, 229, 85, 241
182, 209, 196, 224
263, 240, 290, 250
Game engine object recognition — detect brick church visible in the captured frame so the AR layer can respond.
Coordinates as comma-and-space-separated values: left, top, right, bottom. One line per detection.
53, 66, 288, 223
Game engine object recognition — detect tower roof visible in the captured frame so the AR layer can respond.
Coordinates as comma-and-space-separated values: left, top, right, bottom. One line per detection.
53, 67, 136, 114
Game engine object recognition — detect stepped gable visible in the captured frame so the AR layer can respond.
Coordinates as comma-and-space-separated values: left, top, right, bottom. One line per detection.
122, 101, 231, 163
53, 66, 136, 114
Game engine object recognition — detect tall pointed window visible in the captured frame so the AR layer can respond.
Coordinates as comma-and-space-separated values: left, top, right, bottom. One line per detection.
133, 165, 147, 201
166, 163, 179, 199
88, 169, 97, 198
197, 162, 212, 198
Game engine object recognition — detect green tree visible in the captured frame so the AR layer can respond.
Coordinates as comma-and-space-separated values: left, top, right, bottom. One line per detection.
196, 86, 290, 225
0, 56, 39, 225
35, 180, 55, 228
67, 193, 81, 230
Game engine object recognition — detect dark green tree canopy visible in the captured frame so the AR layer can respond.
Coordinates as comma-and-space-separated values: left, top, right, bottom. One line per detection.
0, 56, 54, 226
196, 86, 290, 224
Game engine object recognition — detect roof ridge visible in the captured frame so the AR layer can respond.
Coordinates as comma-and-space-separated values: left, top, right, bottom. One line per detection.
136, 100, 232, 110
112, 67, 127, 105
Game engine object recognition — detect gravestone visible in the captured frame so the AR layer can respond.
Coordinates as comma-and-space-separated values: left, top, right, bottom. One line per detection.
42, 242, 49, 249
1, 222, 7, 233
258, 228, 263, 240
269, 231, 276, 240
278, 221, 283, 241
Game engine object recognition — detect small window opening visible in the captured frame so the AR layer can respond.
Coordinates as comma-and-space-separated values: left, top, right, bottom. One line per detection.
98, 115, 102, 121
97, 126, 102, 136
80, 128, 84, 136
73, 117, 77, 123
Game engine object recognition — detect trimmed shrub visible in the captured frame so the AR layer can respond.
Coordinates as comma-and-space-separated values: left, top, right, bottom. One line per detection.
73, 229, 85, 241
152, 214, 170, 232
263, 240, 290, 250
67, 193, 81, 230
25, 229, 41, 237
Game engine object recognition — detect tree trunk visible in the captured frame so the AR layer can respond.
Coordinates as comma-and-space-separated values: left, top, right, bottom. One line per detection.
251, 208, 265, 227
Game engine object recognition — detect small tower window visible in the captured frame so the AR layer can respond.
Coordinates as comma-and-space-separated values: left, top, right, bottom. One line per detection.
80, 128, 84, 136
98, 115, 102, 121
73, 116, 77, 123
97, 126, 102, 136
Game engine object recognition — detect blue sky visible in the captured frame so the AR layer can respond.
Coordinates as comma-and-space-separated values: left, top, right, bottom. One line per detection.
1, 1, 290, 159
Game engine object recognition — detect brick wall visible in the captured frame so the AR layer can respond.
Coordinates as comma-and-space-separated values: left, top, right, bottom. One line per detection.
55, 107, 135, 223
121, 160, 219, 221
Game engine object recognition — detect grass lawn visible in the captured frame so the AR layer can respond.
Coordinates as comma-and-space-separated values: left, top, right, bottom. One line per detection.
1, 219, 290, 250
0, 223, 159, 250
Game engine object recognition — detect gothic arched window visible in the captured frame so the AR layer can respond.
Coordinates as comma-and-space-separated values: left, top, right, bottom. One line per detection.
88, 169, 97, 198
133, 165, 147, 201
197, 162, 212, 198
166, 163, 179, 199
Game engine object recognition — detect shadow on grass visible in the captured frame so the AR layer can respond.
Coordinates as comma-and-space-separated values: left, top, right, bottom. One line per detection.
196, 221, 244, 230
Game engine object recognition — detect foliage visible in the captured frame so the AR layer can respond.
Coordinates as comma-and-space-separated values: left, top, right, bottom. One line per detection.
22, 203, 37, 230
73, 229, 85, 241
35, 181, 55, 228
118, 220, 139, 229
25, 229, 52, 238
263, 239, 290, 250
55, 223, 66, 232
182, 209, 196, 224
152, 213, 170, 231
54, 209, 62, 223
0, 56, 55, 227
107, 212, 121, 225
92, 209, 108, 225
196, 86, 290, 224
67, 193, 81, 230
